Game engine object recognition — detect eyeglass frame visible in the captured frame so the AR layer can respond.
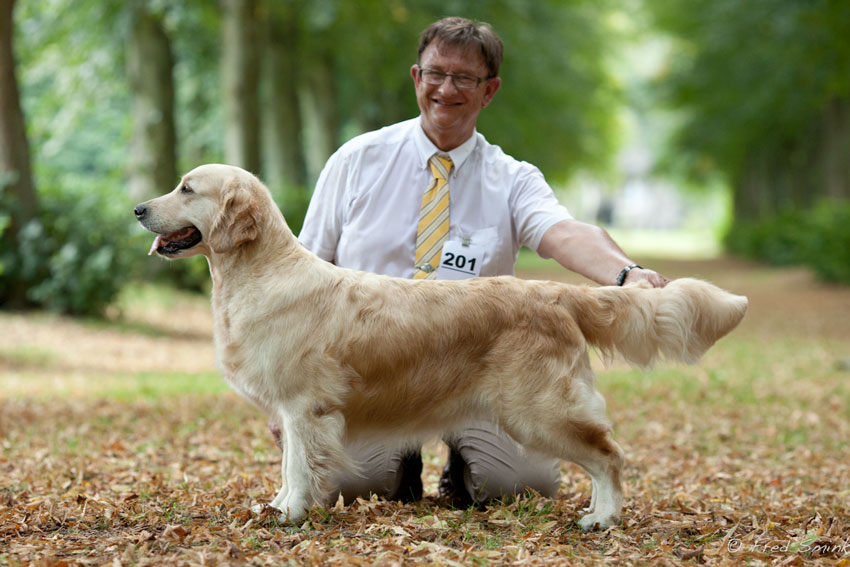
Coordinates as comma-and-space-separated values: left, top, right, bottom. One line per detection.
416, 66, 493, 90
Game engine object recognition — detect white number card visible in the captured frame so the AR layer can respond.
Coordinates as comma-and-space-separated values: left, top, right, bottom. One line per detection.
437, 240, 484, 280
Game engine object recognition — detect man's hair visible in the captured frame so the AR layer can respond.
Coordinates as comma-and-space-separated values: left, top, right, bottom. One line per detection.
417, 17, 503, 78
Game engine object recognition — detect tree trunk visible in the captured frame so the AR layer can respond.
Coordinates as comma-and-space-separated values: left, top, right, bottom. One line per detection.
0, 0, 39, 308
222, 0, 262, 175
733, 97, 850, 225
733, 146, 775, 222
298, 47, 339, 186
126, 1, 177, 203
821, 98, 850, 200
264, 1, 307, 190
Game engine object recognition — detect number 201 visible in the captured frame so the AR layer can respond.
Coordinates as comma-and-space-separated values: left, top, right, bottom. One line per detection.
442, 252, 476, 271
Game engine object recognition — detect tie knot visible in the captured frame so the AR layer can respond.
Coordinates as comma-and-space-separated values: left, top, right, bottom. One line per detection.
429, 153, 453, 181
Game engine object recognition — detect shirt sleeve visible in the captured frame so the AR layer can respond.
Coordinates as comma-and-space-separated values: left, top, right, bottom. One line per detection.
510, 165, 573, 253
298, 149, 349, 262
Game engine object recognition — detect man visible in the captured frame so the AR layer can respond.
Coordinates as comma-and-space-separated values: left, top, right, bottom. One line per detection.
297, 17, 669, 507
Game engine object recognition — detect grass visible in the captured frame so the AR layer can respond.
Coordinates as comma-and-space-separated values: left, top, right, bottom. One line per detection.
2, 368, 227, 400
1, 258, 849, 566
0, 345, 59, 368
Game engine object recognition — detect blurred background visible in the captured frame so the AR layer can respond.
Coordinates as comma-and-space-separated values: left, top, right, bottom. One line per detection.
1, 0, 849, 316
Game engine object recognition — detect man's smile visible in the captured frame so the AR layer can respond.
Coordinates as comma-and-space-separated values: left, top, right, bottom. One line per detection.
432, 99, 463, 106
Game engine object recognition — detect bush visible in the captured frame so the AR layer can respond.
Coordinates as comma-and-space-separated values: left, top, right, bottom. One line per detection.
724, 199, 850, 285
803, 200, 850, 284
0, 178, 313, 315
724, 209, 811, 266
1, 179, 149, 316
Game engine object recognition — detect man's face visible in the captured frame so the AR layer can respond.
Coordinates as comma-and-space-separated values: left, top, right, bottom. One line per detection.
410, 41, 501, 150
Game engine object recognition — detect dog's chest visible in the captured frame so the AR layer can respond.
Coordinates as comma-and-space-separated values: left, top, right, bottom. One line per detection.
213, 325, 281, 414
217, 352, 280, 414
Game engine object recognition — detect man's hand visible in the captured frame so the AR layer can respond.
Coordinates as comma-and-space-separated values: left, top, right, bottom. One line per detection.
623, 267, 670, 288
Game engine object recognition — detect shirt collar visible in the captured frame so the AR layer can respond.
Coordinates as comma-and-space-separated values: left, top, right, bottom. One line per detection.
412, 116, 477, 173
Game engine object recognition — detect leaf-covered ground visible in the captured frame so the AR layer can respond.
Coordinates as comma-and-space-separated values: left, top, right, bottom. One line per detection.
2, 258, 849, 566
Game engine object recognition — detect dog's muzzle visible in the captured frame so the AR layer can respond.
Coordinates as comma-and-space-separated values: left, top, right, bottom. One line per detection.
134, 204, 202, 257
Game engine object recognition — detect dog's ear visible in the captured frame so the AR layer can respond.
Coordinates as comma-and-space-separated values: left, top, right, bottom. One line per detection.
208, 177, 259, 254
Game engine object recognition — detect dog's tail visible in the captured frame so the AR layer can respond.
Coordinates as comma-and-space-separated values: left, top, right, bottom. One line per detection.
567, 278, 748, 367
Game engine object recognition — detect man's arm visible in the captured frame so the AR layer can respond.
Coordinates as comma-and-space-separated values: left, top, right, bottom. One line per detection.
298, 150, 348, 263
536, 219, 670, 288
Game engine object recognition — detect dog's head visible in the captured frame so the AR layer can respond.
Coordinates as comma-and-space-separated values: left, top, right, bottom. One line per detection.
134, 164, 262, 258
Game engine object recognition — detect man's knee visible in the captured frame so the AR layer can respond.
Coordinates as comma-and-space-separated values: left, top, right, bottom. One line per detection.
329, 440, 403, 504
464, 456, 560, 504
452, 423, 561, 505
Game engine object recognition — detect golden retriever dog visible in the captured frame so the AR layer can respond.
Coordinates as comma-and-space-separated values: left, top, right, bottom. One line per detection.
134, 164, 747, 530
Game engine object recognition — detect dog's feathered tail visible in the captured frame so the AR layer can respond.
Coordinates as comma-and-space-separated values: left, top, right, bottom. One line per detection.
567, 278, 748, 367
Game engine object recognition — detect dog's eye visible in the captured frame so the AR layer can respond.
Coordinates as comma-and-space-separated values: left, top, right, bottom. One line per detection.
181, 184, 193, 194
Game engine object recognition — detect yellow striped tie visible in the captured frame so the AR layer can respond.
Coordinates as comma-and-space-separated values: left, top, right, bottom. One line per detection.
414, 153, 452, 279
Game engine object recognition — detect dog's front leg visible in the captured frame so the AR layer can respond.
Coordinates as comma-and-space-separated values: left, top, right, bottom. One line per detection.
252, 417, 290, 515
267, 406, 349, 523
582, 477, 598, 514
268, 433, 294, 517
265, 417, 290, 511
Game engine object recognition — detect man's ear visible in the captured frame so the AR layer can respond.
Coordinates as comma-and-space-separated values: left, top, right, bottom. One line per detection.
208, 177, 259, 254
481, 76, 501, 109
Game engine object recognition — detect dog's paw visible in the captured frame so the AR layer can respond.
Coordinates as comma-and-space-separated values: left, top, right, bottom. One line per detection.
277, 507, 308, 524
272, 494, 310, 524
250, 502, 287, 519
578, 512, 619, 532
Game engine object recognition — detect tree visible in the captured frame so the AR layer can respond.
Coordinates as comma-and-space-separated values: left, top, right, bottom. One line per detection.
649, 0, 850, 221
0, 0, 38, 308
126, 0, 177, 203
263, 0, 308, 191
222, 0, 261, 175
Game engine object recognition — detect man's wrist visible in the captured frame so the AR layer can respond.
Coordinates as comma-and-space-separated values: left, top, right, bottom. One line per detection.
616, 264, 642, 286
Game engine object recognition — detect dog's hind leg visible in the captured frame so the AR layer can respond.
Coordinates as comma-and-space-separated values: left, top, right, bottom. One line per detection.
502, 367, 624, 530
538, 418, 623, 530
268, 405, 349, 523
564, 423, 624, 531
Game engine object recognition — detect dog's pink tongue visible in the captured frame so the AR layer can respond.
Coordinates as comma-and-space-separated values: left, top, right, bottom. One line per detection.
148, 235, 164, 256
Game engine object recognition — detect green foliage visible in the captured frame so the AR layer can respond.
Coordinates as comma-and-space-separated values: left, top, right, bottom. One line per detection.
274, 183, 312, 237
0, 179, 148, 315
476, 0, 622, 179
649, 0, 850, 265
724, 210, 810, 267
15, 0, 130, 182
724, 200, 850, 284
803, 201, 850, 283
649, 0, 850, 180
17, 0, 621, 192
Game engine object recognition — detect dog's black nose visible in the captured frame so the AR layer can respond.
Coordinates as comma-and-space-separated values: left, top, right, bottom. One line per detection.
134, 204, 147, 220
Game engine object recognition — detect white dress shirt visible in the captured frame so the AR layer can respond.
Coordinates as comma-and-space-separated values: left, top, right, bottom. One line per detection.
299, 117, 572, 278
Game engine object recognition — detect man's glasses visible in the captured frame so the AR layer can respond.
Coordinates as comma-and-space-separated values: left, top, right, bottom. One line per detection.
418, 67, 490, 90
